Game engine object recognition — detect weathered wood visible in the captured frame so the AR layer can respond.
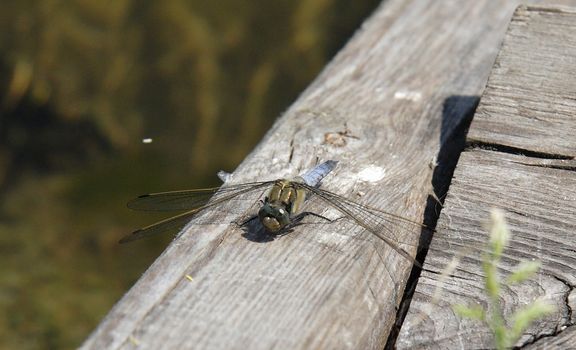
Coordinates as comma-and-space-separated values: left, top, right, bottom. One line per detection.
82, 2, 576, 350
526, 323, 576, 349
399, 5, 576, 349
399, 151, 576, 349
468, 6, 576, 158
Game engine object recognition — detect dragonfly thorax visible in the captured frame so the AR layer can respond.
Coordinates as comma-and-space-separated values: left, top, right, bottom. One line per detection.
258, 180, 305, 232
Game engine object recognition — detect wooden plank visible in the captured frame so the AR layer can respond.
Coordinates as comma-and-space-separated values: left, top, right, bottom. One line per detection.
526, 324, 576, 349
399, 5, 576, 349
468, 5, 576, 157
399, 151, 576, 349
82, 2, 576, 350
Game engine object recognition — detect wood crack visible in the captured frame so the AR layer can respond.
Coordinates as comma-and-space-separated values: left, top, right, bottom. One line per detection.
510, 160, 576, 172
550, 274, 574, 324
520, 274, 575, 348
466, 141, 574, 160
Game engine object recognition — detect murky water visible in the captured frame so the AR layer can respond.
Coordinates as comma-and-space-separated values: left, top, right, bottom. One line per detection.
0, 0, 381, 348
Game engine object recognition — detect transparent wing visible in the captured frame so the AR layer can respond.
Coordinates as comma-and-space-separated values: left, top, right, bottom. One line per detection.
121, 181, 275, 243
297, 183, 433, 267
127, 181, 274, 211
120, 210, 202, 243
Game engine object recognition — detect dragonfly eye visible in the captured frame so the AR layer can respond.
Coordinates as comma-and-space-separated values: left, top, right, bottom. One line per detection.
259, 202, 291, 232
261, 216, 281, 232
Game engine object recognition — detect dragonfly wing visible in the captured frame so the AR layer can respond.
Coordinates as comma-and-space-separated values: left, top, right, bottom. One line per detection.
120, 210, 199, 243
305, 185, 428, 227
298, 183, 426, 266
122, 181, 275, 242
127, 181, 274, 211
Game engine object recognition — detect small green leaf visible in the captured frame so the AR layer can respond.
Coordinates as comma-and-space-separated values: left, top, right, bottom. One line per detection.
507, 260, 541, 284
510, 300, 556, 342
447, 208, 551, 350
483, 260, 500, 299
489, 208, 509, 258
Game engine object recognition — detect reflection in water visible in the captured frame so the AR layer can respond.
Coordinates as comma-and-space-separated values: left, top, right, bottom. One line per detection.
0, 0, 381, 348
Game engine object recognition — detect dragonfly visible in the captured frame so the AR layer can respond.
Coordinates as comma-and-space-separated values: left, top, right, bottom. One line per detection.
122, 160, 431, 266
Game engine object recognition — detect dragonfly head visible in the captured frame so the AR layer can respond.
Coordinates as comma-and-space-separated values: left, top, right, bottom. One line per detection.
258, 200, 291, 232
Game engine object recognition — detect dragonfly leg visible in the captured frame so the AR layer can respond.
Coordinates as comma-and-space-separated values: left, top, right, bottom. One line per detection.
234, 215, 258, 228
288, 211, 335, 228
267, 212, 334, 238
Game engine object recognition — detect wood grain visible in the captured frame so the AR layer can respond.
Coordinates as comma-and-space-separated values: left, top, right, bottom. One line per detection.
399, 5, 576, 349
399, 151, 576, 349
82, 2, 576, 350
468, 5, 576, 157
527, 323, 576, 349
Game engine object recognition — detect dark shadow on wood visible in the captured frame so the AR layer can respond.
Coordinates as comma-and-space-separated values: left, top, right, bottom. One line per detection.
239, 211, 336, 243
237, 216, 276, 243
386, 95, 480, 349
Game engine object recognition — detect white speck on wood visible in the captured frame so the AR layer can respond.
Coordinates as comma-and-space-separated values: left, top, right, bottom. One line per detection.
358, 165, 386, 182
394, 90, 422, 102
